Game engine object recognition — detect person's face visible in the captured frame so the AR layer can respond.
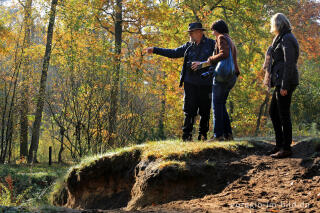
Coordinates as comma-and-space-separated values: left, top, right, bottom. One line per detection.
211, 29, 219, 38
188, 30, 203, 42
271, 26, 279, 35
270, 20, 279, 35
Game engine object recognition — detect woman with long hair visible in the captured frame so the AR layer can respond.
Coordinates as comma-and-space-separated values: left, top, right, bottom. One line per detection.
266, 13, 299, 158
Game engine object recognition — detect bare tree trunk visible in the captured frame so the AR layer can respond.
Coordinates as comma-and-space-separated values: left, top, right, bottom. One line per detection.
95, 116, 102, 154
158, 72, 166, 140
75, 121, 82, 157
264, 98, 269, 117
1, 70, 18, 163
58, 126, 64, 163
8, 132, 13, 163
4, 117, 13, 163
0, 83, 9, 162
20, 0, 33, 158
158, 98, 166, 140
86, 108, 92, 154
108, 0, 122, 147
28, 0, 58, 163
255, 94, 270, 136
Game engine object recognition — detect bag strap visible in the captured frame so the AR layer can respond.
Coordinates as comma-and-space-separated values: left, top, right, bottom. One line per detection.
198, 35, 233, 69
224, 35, 233, 59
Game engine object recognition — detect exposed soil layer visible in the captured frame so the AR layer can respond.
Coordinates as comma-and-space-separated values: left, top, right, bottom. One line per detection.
52, 138, 320, 213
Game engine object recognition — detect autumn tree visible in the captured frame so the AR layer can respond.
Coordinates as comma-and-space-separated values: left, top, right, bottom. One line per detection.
28, 0, 58, 163
19, 0, 33, 158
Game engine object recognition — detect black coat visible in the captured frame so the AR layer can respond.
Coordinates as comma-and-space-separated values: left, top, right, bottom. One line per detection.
153, 36, 215, 87
271, 31, 299, 90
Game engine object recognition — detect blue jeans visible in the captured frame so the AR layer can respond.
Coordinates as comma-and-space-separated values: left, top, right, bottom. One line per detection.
212, 76, 237, 138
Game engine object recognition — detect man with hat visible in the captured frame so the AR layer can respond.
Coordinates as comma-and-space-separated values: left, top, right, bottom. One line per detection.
145, 22, 215, 141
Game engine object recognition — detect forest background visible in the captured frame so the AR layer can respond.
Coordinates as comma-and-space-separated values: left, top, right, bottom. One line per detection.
0, 0, 320, 164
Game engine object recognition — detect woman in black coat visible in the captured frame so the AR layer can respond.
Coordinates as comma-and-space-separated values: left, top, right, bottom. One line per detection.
267, 13, 299, 158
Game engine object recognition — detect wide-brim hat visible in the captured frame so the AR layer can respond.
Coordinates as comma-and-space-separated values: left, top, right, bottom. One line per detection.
187, 22, 206, 32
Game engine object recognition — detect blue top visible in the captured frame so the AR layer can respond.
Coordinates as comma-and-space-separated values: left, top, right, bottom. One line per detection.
153, 36, 215, 86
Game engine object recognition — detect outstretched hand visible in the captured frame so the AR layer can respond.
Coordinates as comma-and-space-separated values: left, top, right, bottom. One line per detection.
144, 47, 154, 54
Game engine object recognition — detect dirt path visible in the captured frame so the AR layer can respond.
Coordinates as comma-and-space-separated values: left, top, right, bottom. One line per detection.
40, 139, 320, 213
140, 140, 320, 213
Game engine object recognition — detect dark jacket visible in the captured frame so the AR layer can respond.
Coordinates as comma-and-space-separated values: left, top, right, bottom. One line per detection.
153, 35, 215, 87
208, 34, 240, 76
271, 31, 299, 90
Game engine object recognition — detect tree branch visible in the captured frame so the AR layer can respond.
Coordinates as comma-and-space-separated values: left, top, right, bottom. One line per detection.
17, 0, 25, 8
95, 16, 115, 35
210, 0, 224, 11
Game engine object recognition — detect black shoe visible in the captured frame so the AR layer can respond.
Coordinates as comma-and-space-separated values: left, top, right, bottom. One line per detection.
182, 134, 192, 142
198, 134, 207, 141
267, 147, 281, 156
270, 149, 292, 158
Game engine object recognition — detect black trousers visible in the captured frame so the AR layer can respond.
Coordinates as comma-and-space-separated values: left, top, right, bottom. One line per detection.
183, 82, 212, 136
269, 87, 295, 150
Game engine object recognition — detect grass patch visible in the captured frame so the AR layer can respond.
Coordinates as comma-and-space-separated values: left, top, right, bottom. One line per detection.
71, 146, 140, 172
53, 140, 255, 180
141, 140, 253, 159
0, 163, 69, 208
158, 160, 187, 170
66, 140, 255, 171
